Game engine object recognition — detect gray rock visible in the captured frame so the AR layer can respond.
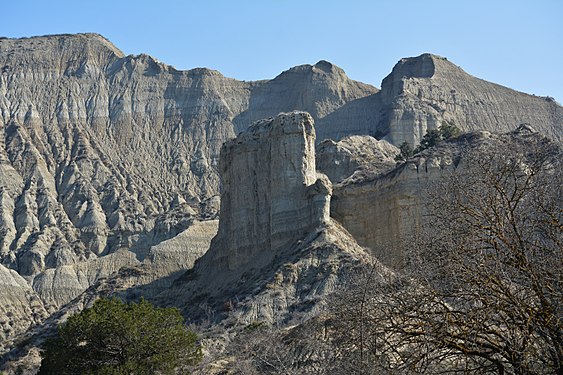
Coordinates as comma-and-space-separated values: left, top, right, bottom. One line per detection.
316, 135, 399, 183
0, 34, 375, 282
200, 112, 332, 274
0, 264, 48, 353
378, 54, 563, 145
331, 128, 560, 266
159, 112, 377, 327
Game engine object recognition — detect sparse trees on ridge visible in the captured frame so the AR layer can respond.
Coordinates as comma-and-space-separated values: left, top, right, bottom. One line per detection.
395, 121, 462, 162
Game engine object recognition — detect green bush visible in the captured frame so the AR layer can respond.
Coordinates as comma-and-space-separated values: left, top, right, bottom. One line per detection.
39, 298, 202, 375
414, 121, 461, 154
394, 141, 414, 162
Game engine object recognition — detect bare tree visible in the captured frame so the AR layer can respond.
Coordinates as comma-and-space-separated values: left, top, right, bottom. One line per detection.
329, 132, 562, 374
227, 320, 336, 375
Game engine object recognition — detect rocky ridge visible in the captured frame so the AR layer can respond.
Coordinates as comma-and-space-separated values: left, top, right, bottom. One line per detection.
316, 135, 399, 184
377, 54, 562, 145
159, 112, 375, 326
330, 125, 561, 266
0, 33, 562, 372
0, 33, 374, 282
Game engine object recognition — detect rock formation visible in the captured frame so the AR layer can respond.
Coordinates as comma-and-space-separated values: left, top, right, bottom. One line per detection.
316, 135, 398, 184
0, 33, 562, 373
203, 112, 331, 273
0, 36, 560, 287
377, 54, 563, 145
0, 264, 49, 353
160, 112, 373, 326
0, 34, 374, 282
330, 127, 560, 266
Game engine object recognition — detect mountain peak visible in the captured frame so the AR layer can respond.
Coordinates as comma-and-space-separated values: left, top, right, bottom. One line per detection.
313, 60, 338, 73
275, 60, 346, 79
388, 53, 460, 80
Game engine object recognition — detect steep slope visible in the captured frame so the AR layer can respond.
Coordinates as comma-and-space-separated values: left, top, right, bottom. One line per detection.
0, 113, 378, 373
232, 60, 378, 141
0, 34, 375, 281
160, 112, 375, 325
377, 53, 562, 145
331, 125, 560, 266
1, 34, 561, 372
0, 264, 49, 354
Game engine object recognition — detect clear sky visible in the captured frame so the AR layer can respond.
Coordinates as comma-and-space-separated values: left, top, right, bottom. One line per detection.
2, 0, 562, 102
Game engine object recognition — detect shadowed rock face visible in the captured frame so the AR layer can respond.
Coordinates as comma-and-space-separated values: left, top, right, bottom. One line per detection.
0, 264, 49, 353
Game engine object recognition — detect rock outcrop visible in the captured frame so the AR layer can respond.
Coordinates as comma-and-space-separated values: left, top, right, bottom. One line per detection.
377, 54, 563, 145
316, 135, 398, 184
1, 34, 562, 373
1, 36, 560, 285
331, 128, 560, 266
0, 34, 375, 282
161, 112, 373, 326
203, 112, 331, 273
0, 264, 49, 353
231, 61, 377, 140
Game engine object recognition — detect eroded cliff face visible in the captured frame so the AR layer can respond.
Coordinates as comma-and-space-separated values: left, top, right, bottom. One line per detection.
161, 112, 374, 326
194, 112, 332, 274
330, 126, 559, 266
378, 54, 563, 145
316, 135, 398, 184
232, 61, 377, 140
0, 34, 376, 282
1, 34, 562, 372
0, 264, 49, 354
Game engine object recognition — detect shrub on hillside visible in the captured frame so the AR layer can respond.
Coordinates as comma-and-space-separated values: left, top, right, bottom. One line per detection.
39, 298, 202, 375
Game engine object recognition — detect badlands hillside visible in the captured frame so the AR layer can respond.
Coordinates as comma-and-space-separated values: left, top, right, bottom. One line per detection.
0, 33, 561, 373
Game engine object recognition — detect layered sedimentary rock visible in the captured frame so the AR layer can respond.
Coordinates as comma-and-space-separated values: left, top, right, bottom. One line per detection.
197, 112, 332, 273
1, 35, 560, 286
1, 34, 562, 371
377, 54, 563, 145
0, 34, 375, 283
162, 112, 373, 325
27, 219, 216, 309
331, 144, 457, 266
0, 264, 49, 353
316, 135, 398, 184
0, 220, 217, 370
330, 126, 559, 266
231, 60, 377, 140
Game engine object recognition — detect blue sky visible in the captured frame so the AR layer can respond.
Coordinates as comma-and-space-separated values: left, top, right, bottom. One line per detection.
3, 0, 562, 102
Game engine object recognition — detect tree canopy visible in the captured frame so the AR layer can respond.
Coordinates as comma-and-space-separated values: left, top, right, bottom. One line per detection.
39, 297, 202, 375
395, 121, 462, 162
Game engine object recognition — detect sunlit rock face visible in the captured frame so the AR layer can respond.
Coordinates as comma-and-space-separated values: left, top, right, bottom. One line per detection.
330, 128, 560, 267
159, 111, 374, 328
0, 34, 376, 281
378, 53, 562, 146
316, 135, 399, 184
203, 111, 332, 272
